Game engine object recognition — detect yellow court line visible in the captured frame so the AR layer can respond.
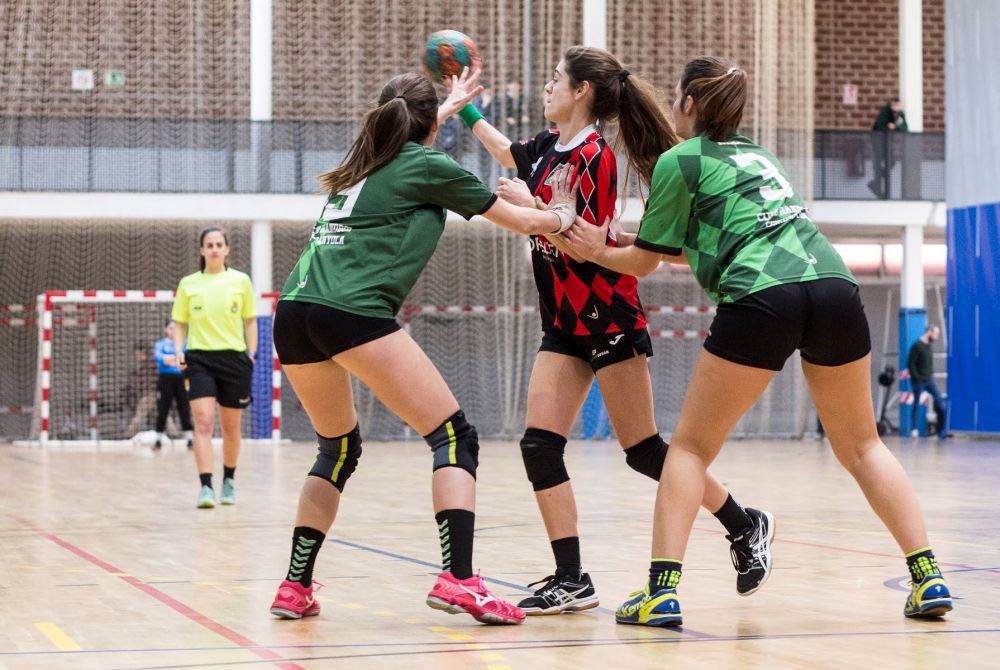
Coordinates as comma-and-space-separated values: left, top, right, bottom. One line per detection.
374, 610, 397, 617
341, 603, 366, 609
403, 617, 426, 624
428, 625, 453, 632
487, 665, 512, 670
447, 633, 473, 641
35, 622, 81, 651
779, 519, 1000, 549
479, 652, 505, 661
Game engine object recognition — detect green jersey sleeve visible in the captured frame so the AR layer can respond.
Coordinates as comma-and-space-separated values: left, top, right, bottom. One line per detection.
635, 151, 695, 256
422, 150, 498, 220
171, 278, 190, 323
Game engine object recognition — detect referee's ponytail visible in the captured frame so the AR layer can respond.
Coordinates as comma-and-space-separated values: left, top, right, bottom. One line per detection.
318, 73, 438, 194
562, 46, 678, 189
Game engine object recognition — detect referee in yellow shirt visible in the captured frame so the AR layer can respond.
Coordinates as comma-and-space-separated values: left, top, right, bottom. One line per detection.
171, 227, 258, 508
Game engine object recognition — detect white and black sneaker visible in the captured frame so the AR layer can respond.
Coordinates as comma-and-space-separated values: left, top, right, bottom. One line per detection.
728, 507, 775, 596
517, 572, 600, 615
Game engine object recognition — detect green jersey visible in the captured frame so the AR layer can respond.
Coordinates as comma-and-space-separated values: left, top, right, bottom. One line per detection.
636, 134, 855, 304
281, 142, 496, 318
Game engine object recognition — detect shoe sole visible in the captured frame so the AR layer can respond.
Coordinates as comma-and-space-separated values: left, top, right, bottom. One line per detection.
425, 596, 524, 625
615, 615, 683, 627
906, 600, 953, 619
219, 499, 235, 505
522, 596, 601, 616
197, 501, 215, 509
270, 607, 320, 619
739, 511, 776, 597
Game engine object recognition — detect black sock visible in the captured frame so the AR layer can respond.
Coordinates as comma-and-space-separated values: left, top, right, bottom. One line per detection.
713, 494, 753, 537
551, 536, 582, 578
199, 473, 212, 489
223, 466, 236, 481
286, 526, 326, 587
649, 559, 682, 591
906, 547, 941, 582
436, 509, 475, 580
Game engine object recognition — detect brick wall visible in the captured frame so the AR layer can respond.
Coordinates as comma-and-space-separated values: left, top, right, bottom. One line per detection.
815, 0, 945, 130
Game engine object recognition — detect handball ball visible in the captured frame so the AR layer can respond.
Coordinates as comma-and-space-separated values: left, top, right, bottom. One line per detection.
423, 30, 478, 84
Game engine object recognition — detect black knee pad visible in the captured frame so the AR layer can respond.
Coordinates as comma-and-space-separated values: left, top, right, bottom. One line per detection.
520, 427, 569, 491
625, 433, 668, 481
308, 425, 362, 492
424, 410, 479, 479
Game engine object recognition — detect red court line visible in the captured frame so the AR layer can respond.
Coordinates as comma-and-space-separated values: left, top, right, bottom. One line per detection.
15, 517, 303, 670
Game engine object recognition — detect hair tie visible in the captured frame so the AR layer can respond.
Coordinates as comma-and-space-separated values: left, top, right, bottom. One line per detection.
619, 69, 630, 82
726, 67, 739, 75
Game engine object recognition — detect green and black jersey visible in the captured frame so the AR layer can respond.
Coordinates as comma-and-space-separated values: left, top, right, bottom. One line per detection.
281, 142, 497, 318
636, 134, 855, 304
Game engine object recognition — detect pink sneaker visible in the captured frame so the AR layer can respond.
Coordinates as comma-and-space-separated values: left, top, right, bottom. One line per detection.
270, 579, 321, 619
426, 571, 525, 624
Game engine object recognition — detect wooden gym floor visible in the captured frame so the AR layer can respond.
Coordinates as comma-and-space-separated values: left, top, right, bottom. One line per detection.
1, 435, 998, 669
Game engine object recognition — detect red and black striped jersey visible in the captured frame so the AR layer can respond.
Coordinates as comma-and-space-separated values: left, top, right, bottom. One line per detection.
510, 127, 647, 335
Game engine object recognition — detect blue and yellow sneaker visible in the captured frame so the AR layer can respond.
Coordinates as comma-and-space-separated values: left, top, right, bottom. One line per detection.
904, 574, 952, 618
615, 584, 682, 627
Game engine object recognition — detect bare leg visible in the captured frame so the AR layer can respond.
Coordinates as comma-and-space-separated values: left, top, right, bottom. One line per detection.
218, 406, 242, 470
652, 350, 774, 559
802, 355, 929, 552
522, 352, 592, 542
597, 355, 732, 513
190, 397, 217, 476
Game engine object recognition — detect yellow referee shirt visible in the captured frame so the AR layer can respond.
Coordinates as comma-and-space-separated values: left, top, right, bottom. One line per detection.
171, 268, 256, 351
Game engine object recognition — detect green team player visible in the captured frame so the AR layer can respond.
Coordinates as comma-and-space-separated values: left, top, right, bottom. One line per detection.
268, 68, 581, 625
562, 56, 952, 627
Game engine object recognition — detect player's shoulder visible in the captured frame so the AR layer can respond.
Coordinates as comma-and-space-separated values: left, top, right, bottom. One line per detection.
579, 132, 613, 161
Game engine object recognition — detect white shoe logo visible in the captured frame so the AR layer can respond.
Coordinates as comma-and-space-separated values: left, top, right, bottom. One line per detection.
458, 583, 496, 607
609, 334, 624, 346
587, 306, 600, 320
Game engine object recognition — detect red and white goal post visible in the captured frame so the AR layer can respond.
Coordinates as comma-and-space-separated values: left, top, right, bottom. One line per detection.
33, 290, 281, 446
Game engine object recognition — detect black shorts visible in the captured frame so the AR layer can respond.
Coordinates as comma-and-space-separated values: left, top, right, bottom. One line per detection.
539, 327, 654, 372
704, 278, 872, 372
273, 300, 401, 365
184, 350, 253, 409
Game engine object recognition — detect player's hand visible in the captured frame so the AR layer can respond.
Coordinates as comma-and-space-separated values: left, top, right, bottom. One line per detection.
163, 354, 178, 367
547, 163, 578, 211
496, 177, 535, 208
562, 215, 612, 261
176, 352, 187, 371
439, 60, 484, 121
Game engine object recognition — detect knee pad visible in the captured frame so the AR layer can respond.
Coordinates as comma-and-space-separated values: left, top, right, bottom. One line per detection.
425, 410, 479, 479
520, 428, 569, 491
625, 434, 668, 481
308, 425, 362, 492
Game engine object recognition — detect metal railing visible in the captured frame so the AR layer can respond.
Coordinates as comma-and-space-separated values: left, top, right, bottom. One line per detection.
0, 117, 944, 201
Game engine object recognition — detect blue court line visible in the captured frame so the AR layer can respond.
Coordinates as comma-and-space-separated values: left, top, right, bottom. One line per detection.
329, 538, 715, 638
882, 565, 998, 594
123, 627, 1000, 670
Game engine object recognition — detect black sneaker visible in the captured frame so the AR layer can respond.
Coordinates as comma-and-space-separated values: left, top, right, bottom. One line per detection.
727, 508, 775, 596
153, 438, 162, 450
517, 572, 600, 615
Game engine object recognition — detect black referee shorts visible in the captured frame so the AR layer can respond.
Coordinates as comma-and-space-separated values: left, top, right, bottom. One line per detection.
539, 327, 654, 372
184, 350, 254, 409
273, 300, 401, 365
704, 278, 872, 372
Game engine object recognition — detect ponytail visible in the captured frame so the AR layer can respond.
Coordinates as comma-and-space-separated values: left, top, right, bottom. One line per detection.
562, 46, 678, 190
679, 57, 748, 142
317, 73, 439, 193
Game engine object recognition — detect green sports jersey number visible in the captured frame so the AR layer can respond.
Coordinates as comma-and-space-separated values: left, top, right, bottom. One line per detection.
731, 152, 794, 201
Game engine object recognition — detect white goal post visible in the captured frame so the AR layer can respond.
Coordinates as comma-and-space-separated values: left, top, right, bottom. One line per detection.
33, 290, 281, 445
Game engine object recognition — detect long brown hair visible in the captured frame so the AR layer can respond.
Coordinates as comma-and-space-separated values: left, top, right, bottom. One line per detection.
679, 56, 748, 142
562, 46, 677, 188
317, 73, 438, 193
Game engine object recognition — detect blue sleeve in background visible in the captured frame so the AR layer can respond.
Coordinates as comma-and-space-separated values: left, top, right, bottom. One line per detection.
154, 338, 182, 375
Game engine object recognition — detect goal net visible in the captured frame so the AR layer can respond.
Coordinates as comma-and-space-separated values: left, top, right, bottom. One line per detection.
32, 290, 280, 445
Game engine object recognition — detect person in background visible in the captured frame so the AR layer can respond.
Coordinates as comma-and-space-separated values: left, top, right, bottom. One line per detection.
153, 320, 194, 450
907, 324, 947, 439
869, 97, 908, 197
